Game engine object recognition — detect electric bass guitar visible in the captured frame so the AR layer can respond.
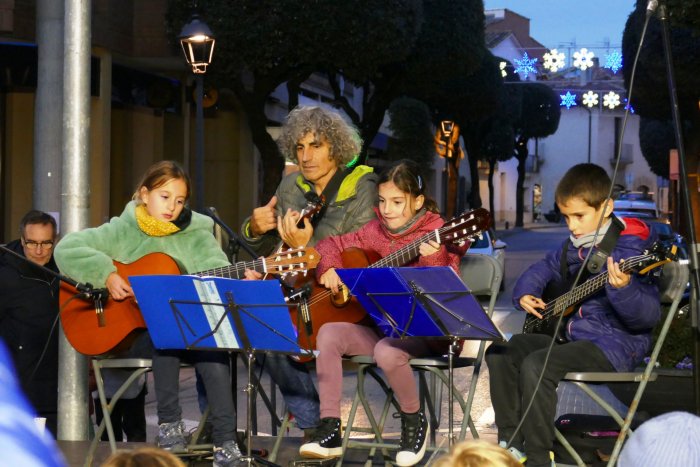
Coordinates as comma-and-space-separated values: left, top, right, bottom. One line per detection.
289, 208, 491, 360
60, 246, 320, 356
522, 242, 677, 339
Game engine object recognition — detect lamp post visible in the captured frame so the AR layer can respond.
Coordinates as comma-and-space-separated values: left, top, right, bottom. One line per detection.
179, 15, 215, 211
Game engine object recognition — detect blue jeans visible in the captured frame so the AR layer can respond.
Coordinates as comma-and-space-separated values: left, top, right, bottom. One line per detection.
258, 352, 319, 429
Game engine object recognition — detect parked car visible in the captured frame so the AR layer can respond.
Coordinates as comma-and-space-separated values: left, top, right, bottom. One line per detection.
614, 192, 659, 219
466, 228, 507, 290
645, 220, 688, 260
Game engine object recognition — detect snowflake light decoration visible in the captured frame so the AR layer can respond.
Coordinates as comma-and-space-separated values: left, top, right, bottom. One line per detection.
573, 48, 595, 70
560, 91, 577, 109
603, 91, 620, 109
623, 98, 635, 113
582, 91, 599, 108
514, 52, 538, 78
604, 51, 623, 74
499, 61, 508, 78
543, 49, 566, 72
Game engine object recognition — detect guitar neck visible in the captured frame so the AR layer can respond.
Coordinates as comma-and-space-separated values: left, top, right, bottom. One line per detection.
370, 231, 440, 268
194, 258, 267, 280
545, 254, 647, 313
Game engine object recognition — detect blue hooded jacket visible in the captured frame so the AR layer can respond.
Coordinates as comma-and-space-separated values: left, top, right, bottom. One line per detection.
513, 218, 660, 371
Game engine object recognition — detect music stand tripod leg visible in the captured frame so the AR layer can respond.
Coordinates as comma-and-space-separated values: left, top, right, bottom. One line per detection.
240, 348, 281, 467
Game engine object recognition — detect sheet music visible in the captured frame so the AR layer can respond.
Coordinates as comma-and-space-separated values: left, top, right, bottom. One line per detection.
193, 279, 240, 349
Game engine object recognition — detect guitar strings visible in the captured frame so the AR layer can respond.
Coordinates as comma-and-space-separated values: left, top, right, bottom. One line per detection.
528, 254, 649, 327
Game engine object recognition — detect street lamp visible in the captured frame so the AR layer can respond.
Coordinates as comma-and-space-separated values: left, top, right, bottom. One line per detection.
179, 14, 215, 211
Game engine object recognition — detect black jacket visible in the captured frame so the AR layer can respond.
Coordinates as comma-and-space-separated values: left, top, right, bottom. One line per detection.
0, 239, 59, 432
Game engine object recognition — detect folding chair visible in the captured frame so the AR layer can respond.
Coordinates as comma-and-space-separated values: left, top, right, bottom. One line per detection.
338, 253, 503, 464
410, 253, 504, 443
554, 260, 689, 467
86, 358, 212, 467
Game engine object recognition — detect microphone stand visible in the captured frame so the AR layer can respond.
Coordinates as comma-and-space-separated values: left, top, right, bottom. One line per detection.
203, 207, 260, 263
657, 2, 700, 415
0, 244, 107, 300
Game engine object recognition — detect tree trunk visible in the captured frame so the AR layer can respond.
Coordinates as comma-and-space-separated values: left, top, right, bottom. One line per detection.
515, 136, 529, 228
463, 129, 482, 209
445, 157, 459, 218
232, 83, 284, 202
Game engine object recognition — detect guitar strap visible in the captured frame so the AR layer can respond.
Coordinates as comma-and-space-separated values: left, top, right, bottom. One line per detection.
559, 213, 624, 284
311, 168, 348, 226
585, 214, 624, 275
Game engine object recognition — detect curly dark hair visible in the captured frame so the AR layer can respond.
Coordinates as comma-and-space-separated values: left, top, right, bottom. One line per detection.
276, 106, 363, 166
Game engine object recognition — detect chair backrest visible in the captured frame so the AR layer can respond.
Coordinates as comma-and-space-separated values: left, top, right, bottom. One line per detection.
459, 253, 503, 317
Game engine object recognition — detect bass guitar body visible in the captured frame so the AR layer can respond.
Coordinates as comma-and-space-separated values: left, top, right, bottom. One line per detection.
292, 247, 375, 359
60, 253, 181, 356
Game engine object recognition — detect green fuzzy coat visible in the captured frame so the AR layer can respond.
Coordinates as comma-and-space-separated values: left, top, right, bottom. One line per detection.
54, 201, 229, 287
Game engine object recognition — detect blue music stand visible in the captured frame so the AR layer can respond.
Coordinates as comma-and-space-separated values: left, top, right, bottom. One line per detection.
130, 275, 309, 466
336, 266, 504, 445
335, 266, 503, 341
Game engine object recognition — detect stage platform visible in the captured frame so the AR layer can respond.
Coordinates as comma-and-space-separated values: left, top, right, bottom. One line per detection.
59, 431, 497, 466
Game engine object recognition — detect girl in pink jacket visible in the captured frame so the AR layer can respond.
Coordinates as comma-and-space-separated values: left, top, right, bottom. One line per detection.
299, 159, 467, 466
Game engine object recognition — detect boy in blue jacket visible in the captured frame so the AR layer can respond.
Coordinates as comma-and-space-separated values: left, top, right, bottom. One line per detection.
485, 163, 660, 467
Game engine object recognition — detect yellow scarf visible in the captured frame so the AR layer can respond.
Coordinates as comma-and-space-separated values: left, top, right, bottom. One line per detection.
135, 204, 180, 237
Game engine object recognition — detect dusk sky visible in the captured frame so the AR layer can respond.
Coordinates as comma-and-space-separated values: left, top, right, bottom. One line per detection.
483, 0, 638, 52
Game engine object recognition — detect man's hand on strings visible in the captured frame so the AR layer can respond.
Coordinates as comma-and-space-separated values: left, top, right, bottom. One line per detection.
249, 196, 278, 237
520, 294, 546, 319
607, 257, 630, 289
278, 208, 313, 248
106, 272, 133, 301
419, 240, 441, 257
319, 268, 343, 294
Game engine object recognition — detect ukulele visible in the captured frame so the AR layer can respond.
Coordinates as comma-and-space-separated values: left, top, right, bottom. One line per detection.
60, 246, 320, 356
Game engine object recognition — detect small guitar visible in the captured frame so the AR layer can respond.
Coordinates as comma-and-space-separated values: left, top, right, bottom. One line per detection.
522, 242, 677, 339
60, 246, 320, 356
289, 208, 492, 359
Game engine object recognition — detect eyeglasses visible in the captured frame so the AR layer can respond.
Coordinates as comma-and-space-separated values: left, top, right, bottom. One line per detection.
23, 239, 54, 249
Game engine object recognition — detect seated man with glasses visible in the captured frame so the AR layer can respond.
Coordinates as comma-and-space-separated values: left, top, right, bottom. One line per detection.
0, 210, 59, 435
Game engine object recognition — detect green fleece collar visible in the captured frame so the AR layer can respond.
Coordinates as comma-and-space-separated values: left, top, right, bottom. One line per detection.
295, 165, 373, 203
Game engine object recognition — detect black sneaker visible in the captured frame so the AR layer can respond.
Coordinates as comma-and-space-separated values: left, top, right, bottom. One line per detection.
396, 411, 429, 467
299, 417, 343, 458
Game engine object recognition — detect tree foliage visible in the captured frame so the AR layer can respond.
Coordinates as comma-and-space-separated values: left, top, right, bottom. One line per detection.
623, 0, 700, 239
166, 0, 423, 200
512, 83, 560, 227
639, 118, 676, 178
386, 97, 434, 169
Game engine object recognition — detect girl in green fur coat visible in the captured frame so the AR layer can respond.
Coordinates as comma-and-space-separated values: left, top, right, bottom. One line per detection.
55, 161, 243, 466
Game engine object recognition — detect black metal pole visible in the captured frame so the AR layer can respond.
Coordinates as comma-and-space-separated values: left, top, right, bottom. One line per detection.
195, 74, 205, 212
658, 3, 700, 415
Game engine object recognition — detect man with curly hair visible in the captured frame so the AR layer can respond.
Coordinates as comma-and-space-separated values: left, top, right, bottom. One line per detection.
241, 105, 378, 438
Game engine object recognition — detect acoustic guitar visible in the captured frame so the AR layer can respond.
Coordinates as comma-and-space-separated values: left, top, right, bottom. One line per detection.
60, 246, 320, 356
522, 242, 677, 340
289, 208, 491, 359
